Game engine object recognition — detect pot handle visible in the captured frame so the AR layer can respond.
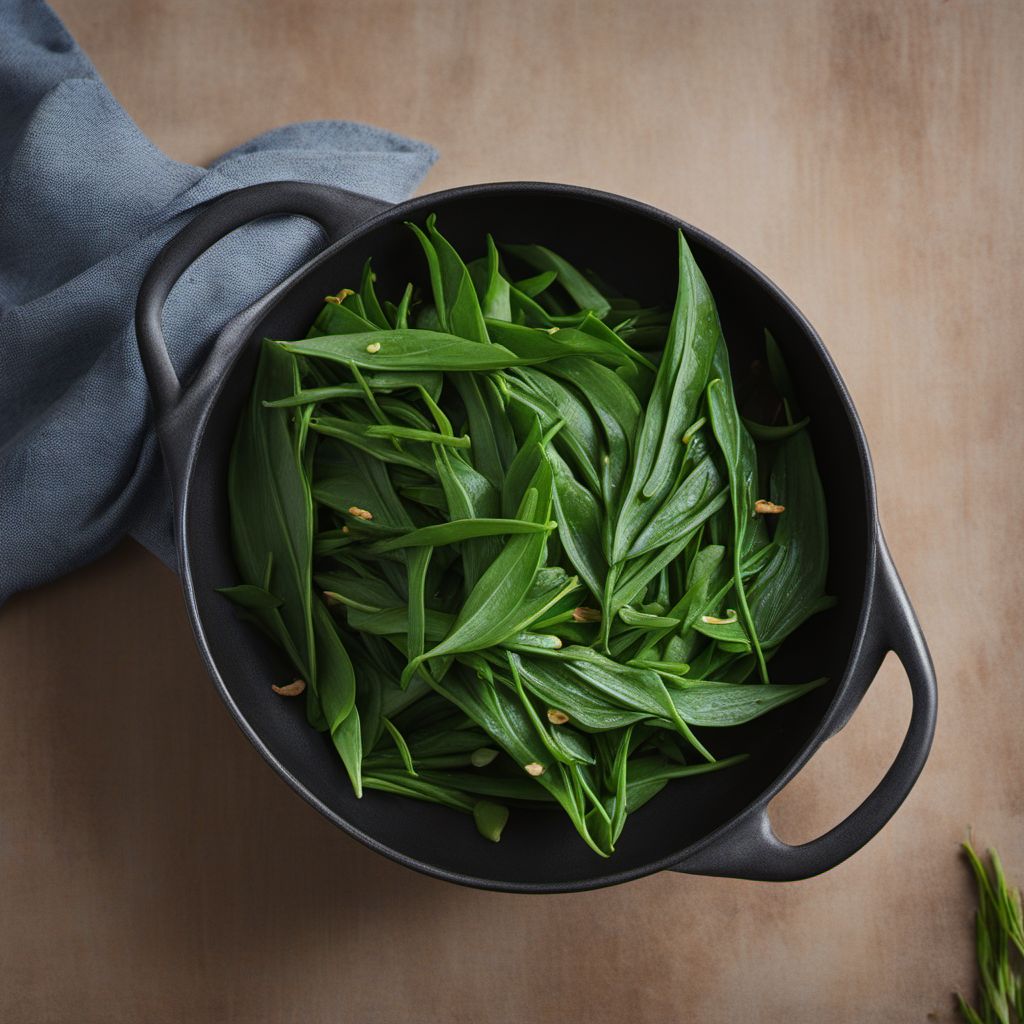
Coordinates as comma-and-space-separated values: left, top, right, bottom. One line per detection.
136, 181, 390, 426
670, 530, 936, 881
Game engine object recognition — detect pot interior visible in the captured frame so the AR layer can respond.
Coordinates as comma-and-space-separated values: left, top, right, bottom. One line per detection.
182, 186, 870, 890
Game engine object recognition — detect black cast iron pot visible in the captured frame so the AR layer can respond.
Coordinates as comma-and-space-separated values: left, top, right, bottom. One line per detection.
136, 180, 937, 892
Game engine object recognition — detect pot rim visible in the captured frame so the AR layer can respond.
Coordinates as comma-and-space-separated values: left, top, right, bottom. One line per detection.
174, 180, 881, 892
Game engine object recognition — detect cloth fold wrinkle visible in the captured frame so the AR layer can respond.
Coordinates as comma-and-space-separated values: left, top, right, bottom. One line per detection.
0, 0, 438, 604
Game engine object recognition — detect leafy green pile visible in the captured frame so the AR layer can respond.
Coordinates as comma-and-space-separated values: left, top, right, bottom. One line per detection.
221, 215, 834, 855
958, 840, 1024, 1023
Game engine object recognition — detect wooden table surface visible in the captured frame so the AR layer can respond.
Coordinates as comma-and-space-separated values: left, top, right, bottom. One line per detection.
3, 1, 1021, 1020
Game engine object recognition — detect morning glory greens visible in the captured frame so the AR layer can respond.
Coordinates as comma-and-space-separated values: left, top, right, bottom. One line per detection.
222, 215, 834, 855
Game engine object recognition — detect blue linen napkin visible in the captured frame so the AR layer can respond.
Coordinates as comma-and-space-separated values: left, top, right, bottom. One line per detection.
0, 0, 437, 603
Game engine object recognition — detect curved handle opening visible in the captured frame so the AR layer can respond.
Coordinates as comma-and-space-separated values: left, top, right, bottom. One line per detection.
768, 649, 910, 847
135, 181, 390, 423
671, 533, 937, 881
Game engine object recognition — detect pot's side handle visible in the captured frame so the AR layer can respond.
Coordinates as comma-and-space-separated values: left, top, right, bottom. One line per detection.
670, 531, 936, 882
136, 181, 390, 424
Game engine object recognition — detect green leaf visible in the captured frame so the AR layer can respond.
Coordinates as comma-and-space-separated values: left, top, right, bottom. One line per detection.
747, 424, 835, 647
362, 423, 470, 447
484, 319, 624, 366
369, 517, 555, 553
217, 583, 282, 611
312, 600, 361, 793
404, 463, 560, 675
521, 646, 711, 760
610, 232, 719, 563
362, 769, 514, 845
571, 312, 657, 372
263, 384, 367, 408
513, 366, 602, 492
512, 653, 651, 732
363, 770, 474, 812
546, 445, 606, 604
473, 800, 510, 842
500, 412, 545, 518
742, 415, 810, 442
398, 483, 448, 512
227, 340, 316, 702
707, 374, 770, 683
434, 445, 501, 592
625, 753, 749, 811
452, 372, 514, 487
280, 331, 532, 372
315, 572, 403, 612
487, 319, 638, 372
508, 283, 555, 326
625, 454, 729, 559
411, 770, 552, 802
545, 355, 640, 509
604, 726, 633, 846
310, 298, 380, 337
669, 678, 826, 726
394, 283, 413, 329
360, 259, 391, 329
502, 242, 611, 318
425, 214, 490, 343
430, 665, 606, 855
481, 235, 512, 320
405, 545, 431, 678
382, 716, 417, 775
413, 557, 578, 673
344, 605, 453, 642
515, 270, 557, 297
692, 613, 751, 650
765, 330, 799, 414
311, 417, 437, 475
618, 607, 681, 629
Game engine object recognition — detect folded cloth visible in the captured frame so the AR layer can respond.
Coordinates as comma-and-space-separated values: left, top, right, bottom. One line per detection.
0, 0, 437, 603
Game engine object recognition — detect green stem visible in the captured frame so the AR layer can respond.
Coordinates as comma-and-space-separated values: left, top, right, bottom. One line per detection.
733, 544, 769, 684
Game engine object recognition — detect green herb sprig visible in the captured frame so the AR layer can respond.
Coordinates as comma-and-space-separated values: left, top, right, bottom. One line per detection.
958, 839, 1024, 1023
221, 215, 834, 854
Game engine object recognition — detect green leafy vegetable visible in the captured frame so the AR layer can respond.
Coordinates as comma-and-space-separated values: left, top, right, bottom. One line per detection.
957, 839, 1024, 1024
222, 214, 833, 852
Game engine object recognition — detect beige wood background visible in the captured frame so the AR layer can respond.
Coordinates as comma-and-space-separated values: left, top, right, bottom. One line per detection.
2, 1, 1021, 1020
